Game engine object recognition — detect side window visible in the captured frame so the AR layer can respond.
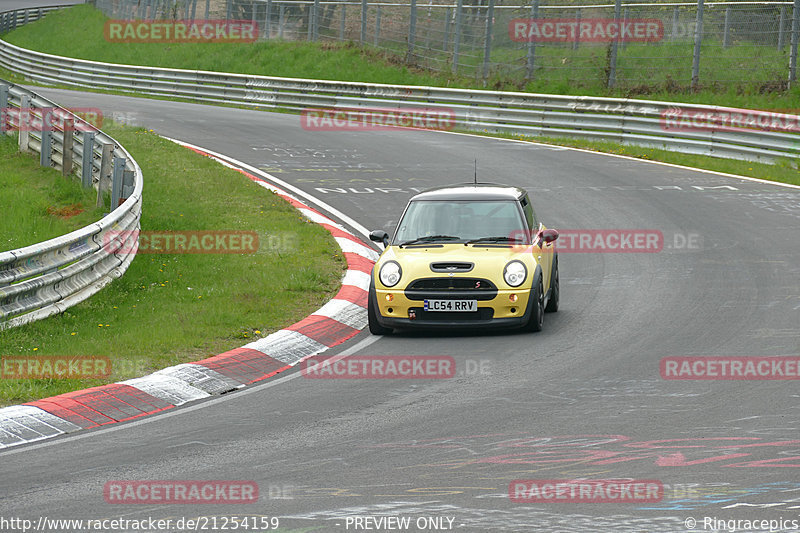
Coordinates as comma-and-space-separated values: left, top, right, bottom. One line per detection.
520, 195, 538, 231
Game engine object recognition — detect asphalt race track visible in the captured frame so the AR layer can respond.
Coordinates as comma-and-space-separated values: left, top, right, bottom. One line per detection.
1, 86, 799, 532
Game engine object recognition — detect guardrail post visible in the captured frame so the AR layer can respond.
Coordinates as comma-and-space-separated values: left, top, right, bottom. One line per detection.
723, 7, 731, 49
82, 131, 95, 188
111, 157, 125, 209
452, 0, 463, 74
360, 0, 366, 44
691, 0, 705, 90
525, 0, 539, 81
608, 0, 621, 88
97, 143, 113, 208
18, 95, 30, 152
779, 5, 786, 50
62, 118, 74, 177
481, 0, 495, 82
0, 85, 8, 134
40, 118, 53, 169
375, 5, 381, 46
407, 0, 417, 62
122, 168, 135, 205
791, 0, 800, 85
23, 9, 29, 26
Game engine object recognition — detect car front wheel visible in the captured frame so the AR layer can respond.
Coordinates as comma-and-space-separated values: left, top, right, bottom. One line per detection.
523, 276, 544, 332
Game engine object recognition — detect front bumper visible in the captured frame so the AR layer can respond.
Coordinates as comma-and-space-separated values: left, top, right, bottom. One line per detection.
371, 285, 534, 330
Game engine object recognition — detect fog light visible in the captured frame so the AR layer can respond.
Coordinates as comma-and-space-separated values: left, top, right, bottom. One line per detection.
509, 294, 518, 302
386, 294, 394, 302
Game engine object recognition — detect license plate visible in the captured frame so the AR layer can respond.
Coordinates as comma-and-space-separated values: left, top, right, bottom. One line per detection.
423, 299, 477, 312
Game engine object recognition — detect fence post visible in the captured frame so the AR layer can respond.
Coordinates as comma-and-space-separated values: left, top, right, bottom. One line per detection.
205, 0, 210, 19
573, 8, 581, 50
691, 0, 705, 90
40, 112, 52, 168
313, 0, 320, 41
18, 95, 30, 152
82, 132, 95, 188
671, 6, 679, 41
607, 0, 622, 88
360, 0, 367, 44
791, 0, 800, 85
279, 3, 284, 38
452, 0, 463, 74
779, 5, 786, 50
226, 0, 232, 21
266, 0, 272, 39
62, 118, 74, 177
408, 0, 417, 62
191, 0, 197, 21
375, 5, 381, 46
339, 2, 345, 41
97, 143, 113, 208
481, 0, 495, 82
444, 8, 450, 51
723, 7, 730, 48
525, 0, 539, 81
111, 157, 125, 209
0, 85, 8, 134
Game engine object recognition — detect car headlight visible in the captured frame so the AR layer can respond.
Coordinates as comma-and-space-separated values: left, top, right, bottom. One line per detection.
503, 260, 527, 287
379, 261, 402, 287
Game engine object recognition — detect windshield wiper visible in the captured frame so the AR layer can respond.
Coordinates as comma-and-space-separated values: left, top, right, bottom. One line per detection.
398, 235, 461, 247
464, 236, 523, 245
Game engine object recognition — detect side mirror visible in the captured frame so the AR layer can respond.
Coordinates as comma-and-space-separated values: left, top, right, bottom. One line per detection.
369, 230, 390, 247
541, 228, 559, 244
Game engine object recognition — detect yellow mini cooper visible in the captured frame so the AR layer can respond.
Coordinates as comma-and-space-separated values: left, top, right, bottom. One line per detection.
368, 184, 559, 334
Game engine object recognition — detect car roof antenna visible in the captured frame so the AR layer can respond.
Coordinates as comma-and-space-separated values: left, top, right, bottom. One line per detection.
474, 159, 477, 184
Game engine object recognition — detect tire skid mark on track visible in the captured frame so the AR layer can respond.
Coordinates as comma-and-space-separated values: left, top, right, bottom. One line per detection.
0, 142, 379, 451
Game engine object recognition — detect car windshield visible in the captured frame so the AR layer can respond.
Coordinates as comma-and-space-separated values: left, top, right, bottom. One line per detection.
393, 200, 528, 245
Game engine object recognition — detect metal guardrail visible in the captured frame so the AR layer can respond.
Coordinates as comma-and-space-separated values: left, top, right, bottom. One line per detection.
1, 26, 798, 163
0, 9, 143, 330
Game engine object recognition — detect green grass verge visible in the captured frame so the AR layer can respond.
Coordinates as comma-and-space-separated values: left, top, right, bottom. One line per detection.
478, 130, 800, 187
0, 122, 345, 406
0, 134, 105, 250
5, 4, 800, 110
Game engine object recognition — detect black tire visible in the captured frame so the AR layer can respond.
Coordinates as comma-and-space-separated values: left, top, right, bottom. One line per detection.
368, 289, 392, 335
545, 257, 559, 313
523, 276, 544, 332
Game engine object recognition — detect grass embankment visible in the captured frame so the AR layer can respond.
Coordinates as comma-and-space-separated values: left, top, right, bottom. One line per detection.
0, 124, 344, 405
0, 134, 104, 250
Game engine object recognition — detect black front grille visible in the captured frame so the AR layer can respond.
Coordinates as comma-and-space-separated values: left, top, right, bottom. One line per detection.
409, 307, 494, 322
430, 261, 474, 273
405, 278, 497, 301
